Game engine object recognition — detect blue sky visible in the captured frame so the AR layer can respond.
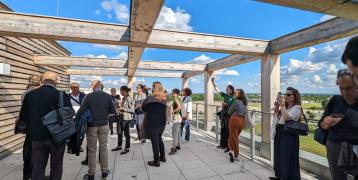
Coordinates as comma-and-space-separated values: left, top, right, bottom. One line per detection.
2, 0, 350, 94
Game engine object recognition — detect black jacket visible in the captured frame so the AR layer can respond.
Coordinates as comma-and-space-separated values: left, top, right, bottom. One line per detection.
19, 85, 72, 142
76, 90, 115, 127
142, 96, 167, 136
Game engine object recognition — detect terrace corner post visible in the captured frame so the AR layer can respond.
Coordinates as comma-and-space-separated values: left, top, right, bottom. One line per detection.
182, 77, 189, 89
204, 71, 214, 131
128, 76, 135, 96
260, 53, 280, 161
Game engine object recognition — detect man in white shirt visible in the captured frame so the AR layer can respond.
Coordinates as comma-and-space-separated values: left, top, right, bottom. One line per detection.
69, 83, 86, 113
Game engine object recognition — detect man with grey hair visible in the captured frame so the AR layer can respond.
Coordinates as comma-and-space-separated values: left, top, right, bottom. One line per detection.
19, 71, 72, 180
77, 80, 115, 180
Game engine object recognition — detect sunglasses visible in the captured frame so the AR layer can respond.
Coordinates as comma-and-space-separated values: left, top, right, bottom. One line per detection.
284, 93, 293, 97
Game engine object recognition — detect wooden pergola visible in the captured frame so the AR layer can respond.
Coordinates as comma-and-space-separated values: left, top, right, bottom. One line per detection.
1, 0, 358, 159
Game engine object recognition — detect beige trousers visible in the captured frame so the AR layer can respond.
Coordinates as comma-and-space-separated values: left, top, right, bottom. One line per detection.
87, 125, 109, 175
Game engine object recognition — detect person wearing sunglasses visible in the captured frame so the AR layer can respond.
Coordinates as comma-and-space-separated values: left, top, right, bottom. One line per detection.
318, 69, 358, 180
133, 84, 147, 143
270, 87, 303, 180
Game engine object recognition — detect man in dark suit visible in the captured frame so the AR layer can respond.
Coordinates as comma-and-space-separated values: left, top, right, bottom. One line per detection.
18, 71, 72, 180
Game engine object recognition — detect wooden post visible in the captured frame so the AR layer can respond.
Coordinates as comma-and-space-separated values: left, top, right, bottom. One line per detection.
204, 71, 214, 131
127, 76, 135, 96
182, 78, 189, 89
260, 54, 280, 160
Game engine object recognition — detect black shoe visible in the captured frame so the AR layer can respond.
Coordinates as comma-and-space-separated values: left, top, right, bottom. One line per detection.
234, 154, 238, 158
120, 149, 130, 155
268, 177, 280, 180
81, 160, 88, 165
102, 170, 111, 178
169, 148, 177, 155
111, 147, 122, 151
159, 156, 166, 162
83, 174, 94, 180
23, 175, 31, 180
148, 160, 160, 167
110, 131, 113, 135
141, 139, 146, 144
229, 152, 234, 163
176, 146, 181, 150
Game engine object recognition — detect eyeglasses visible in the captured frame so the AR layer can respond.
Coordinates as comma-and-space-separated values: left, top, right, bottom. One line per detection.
284, 93, 293, 97
337, 69, 351, 76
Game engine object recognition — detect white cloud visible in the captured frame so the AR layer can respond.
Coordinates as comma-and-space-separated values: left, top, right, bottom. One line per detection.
101, 0, 129, 23
113, 52, 128, 59
305, 38, 349, 63
227, 81, 233, 85
214, 69, 240, 76
192, 54, 215, 64
327, 64, 338, 75
95, 10, 101, 15
320, 15, 335, 22
281, 59, 325, 75
313, 74, 322, 83
155, 6, 193, 31
136, 78, 145, 84
93, 44, 124, 51
84, 54, 108, 58
190, 77, 201, 84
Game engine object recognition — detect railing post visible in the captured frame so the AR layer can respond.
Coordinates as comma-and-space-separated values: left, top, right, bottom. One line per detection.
215, 106, 219, 142
250, 111, 255, 160
196, 103, 199, 130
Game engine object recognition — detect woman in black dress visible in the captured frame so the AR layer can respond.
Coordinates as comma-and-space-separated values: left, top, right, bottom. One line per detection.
270, 87, 303, 180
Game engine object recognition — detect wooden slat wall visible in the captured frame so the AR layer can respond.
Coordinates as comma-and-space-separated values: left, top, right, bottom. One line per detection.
0, 36, 70, 159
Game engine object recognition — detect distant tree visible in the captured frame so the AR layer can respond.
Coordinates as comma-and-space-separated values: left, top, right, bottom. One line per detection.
306, 110, 316, 119
321, 98, 329, 110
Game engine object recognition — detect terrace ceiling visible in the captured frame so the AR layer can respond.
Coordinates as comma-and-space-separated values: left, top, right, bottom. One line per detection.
0, 0, 357, 78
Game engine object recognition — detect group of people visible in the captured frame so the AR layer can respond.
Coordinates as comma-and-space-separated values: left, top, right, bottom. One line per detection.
13, 36, 358, 180
17, 70, 194, 180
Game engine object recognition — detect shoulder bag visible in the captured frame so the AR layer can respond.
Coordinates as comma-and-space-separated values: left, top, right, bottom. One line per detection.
41, 91, 76, 143
283, 106, 309, 136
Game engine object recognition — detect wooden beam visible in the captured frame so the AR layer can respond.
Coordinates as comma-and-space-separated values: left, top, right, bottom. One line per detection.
182, 54, 259, 78
206, 54, 258, 71
256, 0, 358, 21
0, 11, 268, 55
127, 0, 164, 76
204, 71, 214, 131
66, 69, 182, 78
270, 17, 358, 54
34, 55, 206, 71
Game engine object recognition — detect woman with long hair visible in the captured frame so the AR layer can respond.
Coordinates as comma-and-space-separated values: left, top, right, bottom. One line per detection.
134, 84, 147, 143
142, 82, 168, 167
227, 89, 247, 162
270, 87, 303, 180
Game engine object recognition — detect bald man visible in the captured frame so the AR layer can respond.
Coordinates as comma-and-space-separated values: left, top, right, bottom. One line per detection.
19, 71, 72, 180
77, 80, 115, 180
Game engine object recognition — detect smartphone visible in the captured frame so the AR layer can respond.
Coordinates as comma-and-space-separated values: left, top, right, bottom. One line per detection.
331, 113, 345, 119
277, 92, 282, 100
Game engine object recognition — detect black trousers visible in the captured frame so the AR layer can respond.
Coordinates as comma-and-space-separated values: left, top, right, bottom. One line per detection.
32, 140, 66, 180
149, 126, 165, 161
118, 120, 131, 149
274, 125, 300, 180
109, 116, 119, 134
219, 119, 229, 148
23, 135, 32, 178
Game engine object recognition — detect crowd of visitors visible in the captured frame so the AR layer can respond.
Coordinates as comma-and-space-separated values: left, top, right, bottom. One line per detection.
13, 35, 358, 180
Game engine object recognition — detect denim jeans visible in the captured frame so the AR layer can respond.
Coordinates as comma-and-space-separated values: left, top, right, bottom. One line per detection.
180, 120, 190, 141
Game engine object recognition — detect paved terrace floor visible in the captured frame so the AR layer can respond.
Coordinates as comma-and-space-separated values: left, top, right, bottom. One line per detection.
1, 126, 279, 180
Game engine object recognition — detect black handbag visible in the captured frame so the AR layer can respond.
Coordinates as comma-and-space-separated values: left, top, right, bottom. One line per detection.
314, 128, 328, 145
283, 107, 309, 136
41, 91, 76, 143
337, 142, 358, 176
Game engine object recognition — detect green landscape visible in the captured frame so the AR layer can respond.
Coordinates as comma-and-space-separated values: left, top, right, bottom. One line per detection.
192, 93, 335, 157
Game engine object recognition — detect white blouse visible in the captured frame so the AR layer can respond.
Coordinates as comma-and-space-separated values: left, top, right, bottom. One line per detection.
278, 105, 302, 124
